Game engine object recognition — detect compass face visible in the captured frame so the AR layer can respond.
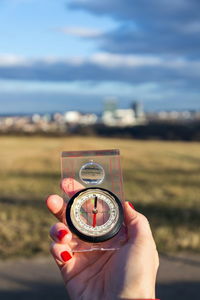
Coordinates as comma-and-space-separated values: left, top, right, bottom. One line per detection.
66, 187, 124, 243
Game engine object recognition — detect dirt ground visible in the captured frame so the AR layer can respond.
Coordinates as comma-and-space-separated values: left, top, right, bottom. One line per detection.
0, 253, 199, 300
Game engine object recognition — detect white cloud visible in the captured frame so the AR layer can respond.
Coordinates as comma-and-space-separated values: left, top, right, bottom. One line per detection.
0, 52, 171, 69
0, 52, 200, 88
89, 53, 162, 67
0, 54, 30, 66
0, 53, 86, 67
0, 52, 162, 68
0, 52, 200, 71
56, 26, 103, 38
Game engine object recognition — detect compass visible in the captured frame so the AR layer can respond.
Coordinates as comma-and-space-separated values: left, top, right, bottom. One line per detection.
66, 187, 124, 243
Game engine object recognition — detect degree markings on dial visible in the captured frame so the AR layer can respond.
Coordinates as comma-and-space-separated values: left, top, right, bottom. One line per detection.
72, 191, 119, 236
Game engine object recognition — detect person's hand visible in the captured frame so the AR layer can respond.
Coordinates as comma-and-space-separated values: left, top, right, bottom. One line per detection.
46, 179, 159, 300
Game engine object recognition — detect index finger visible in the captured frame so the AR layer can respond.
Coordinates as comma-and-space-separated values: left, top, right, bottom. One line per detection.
46, 178, 84, 223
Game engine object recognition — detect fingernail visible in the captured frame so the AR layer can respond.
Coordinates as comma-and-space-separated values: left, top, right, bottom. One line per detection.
57, 229, 68, 241
61, 251, 72, 262
129, 202, 135, 210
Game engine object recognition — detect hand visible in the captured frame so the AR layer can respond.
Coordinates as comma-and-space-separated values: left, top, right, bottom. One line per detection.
46, 179, 159, 300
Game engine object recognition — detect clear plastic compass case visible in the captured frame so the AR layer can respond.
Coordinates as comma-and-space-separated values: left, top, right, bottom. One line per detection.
61, 149, 127, 252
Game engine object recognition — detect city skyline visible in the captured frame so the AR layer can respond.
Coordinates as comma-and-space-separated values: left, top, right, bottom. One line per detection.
0, 0, 200, 113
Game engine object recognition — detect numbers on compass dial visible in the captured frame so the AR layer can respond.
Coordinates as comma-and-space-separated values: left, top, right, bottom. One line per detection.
69, 189, 120, 238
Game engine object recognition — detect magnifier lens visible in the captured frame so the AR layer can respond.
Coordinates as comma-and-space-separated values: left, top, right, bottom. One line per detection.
79, 162, 105, 185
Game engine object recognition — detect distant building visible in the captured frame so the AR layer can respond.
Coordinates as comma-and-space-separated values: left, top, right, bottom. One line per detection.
64, 111, 81, 123
147, 110, 199, 122
64, 111, 98, 125
132, 101, 144, 118
102, 108, 136, 126
102, 100, 146, 127
103, 99, 117, 114
79, 113, 97, 125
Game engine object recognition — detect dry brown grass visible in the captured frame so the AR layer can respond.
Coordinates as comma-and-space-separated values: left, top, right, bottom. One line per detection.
0, 136, 199, 258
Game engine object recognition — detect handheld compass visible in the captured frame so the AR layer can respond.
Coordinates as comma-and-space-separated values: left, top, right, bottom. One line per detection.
66, 187, 124, 243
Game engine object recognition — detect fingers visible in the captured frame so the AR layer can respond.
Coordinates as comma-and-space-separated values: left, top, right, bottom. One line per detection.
46, 179, 84, 223
124, 201, 153, 243
50, 222, 72, 244
50, 241, 74, 268
124, 201, 138, 227
50, 222, 74, 269
46, 194, 67, 223
47, 178, 105, 224
61, 178, 84, 198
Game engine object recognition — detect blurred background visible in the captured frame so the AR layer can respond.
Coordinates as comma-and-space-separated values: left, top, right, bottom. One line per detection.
0, 1, 200, 299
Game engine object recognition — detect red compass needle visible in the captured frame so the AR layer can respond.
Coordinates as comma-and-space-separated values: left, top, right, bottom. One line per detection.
92, 214, 97, 228
92, 196, 98, 228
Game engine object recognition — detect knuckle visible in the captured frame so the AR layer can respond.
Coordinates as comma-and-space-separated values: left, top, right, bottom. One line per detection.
50, 241, 56, 253
49, 224, 57, 236
139, 213, 149, 225
49, 222, 65, 236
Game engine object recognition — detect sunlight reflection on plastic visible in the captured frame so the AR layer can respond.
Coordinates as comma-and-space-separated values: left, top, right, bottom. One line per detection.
79, 161, 105, 185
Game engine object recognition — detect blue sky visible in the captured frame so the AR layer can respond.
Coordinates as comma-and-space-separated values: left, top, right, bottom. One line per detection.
0, 0, 200, 113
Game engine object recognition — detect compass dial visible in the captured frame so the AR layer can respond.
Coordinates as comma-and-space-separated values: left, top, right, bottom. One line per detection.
66, 187, 124, 243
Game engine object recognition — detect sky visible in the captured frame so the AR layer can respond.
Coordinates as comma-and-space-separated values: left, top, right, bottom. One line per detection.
0, 0, 200, 114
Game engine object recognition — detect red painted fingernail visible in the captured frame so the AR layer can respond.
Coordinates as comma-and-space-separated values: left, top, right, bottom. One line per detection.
61, 251, 72, 262
129, 202, 135, 210
57, 229, 68, 241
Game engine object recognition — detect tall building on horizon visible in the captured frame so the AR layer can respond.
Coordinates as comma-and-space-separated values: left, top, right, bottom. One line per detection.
103, 99, 117, 114
132, 101, 144, 118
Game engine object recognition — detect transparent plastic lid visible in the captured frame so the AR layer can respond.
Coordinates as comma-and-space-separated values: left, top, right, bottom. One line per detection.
61, 149, 126, 252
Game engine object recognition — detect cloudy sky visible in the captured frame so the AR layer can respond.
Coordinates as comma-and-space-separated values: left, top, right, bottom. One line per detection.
0, 0, 200, 113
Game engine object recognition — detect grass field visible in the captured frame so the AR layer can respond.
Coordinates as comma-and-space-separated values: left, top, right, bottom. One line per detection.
0, 136, 199, 258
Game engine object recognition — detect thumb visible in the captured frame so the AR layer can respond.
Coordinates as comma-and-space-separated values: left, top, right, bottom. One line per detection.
124, 201, 154, 243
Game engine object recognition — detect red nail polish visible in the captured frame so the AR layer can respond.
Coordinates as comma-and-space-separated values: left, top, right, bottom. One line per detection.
129, 202, 135, 210
61, 251, 72, 262
57, 229, 68, 241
